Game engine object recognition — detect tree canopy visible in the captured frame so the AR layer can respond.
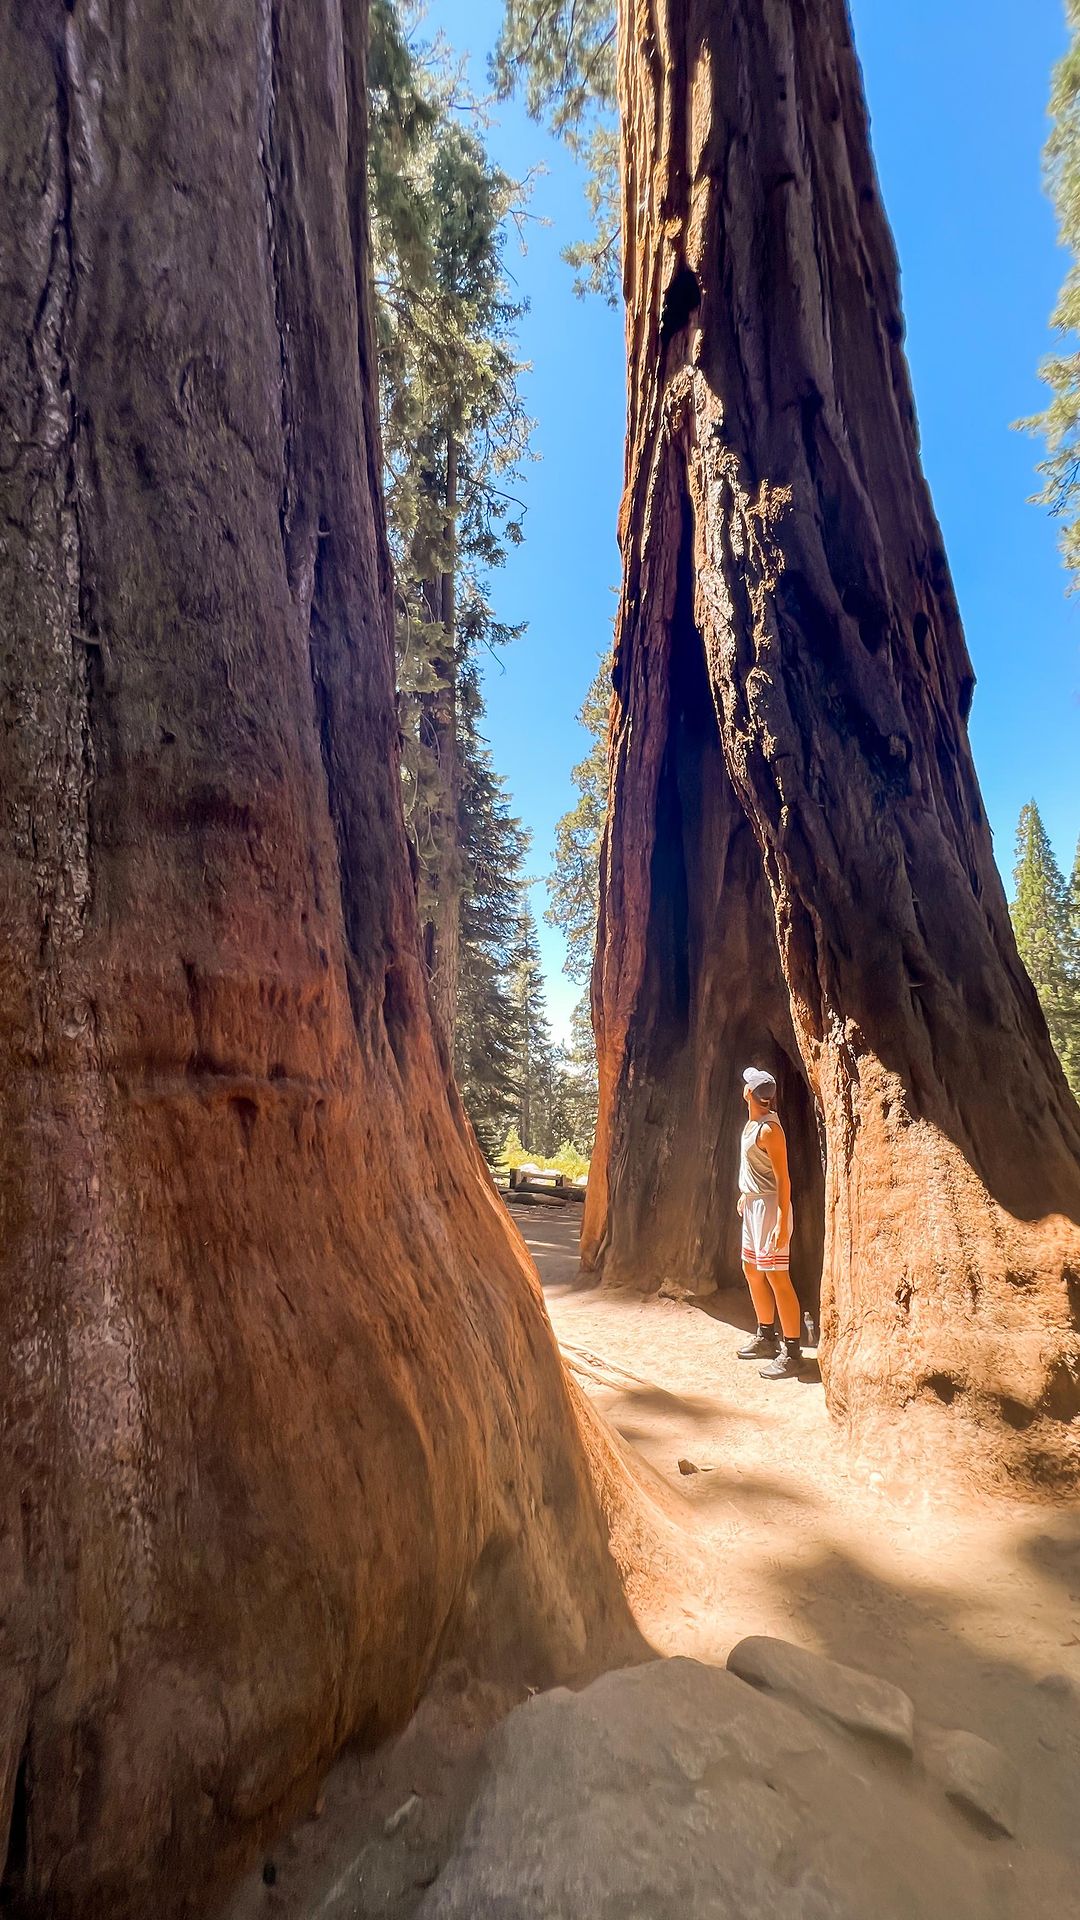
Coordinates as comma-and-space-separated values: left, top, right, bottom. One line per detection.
493, 0, 620, 301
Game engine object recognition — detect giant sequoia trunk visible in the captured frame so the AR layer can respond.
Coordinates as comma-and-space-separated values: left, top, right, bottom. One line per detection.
584, 0, 1080, 1479
0, 4, 630, 1913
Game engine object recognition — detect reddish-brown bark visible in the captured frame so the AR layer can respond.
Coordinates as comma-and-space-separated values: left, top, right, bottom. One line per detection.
585, 0, 1080, 1480
0, 4, 630, 1913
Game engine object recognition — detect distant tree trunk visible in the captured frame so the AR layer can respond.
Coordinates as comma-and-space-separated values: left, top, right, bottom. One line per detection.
0, 3, 629, 1912
418, 432, 461, 1050
585, 0, 1080, 1480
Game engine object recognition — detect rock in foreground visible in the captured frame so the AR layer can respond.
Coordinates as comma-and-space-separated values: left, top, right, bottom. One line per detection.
418, 1659, 1005, 1919
727, 1634, 916, 1751
920, 1724, 1019, 1837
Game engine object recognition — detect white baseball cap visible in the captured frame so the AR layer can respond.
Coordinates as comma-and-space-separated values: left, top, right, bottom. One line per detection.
742, 1066, 777, 1100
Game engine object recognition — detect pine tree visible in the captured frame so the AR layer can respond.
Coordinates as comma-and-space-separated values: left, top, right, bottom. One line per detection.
1010, 802, 1080, 1096
543, 1046, 577, 1154
561, 994, 600, 1153
509, 906, 559, 1153
1064, 836, 1080, 1093
1022, 2, 1080, 580
1069, 835, 1080, 946
545, 653, 610, 983
369, 6, 532, 1045
493, 1, 619, 301
455, 673, 532, 1157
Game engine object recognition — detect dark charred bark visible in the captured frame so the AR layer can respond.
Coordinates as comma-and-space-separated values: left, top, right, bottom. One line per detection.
585, 0, 1080, 1481
0, 4, 629, 1913
590, 504, 825, 1309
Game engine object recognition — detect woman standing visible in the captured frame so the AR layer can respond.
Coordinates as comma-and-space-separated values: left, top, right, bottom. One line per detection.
736, 1068, 803, 1379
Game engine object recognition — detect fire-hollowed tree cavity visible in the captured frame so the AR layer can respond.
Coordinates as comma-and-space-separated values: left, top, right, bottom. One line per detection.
583, 0, 1080, 1483
0, 3, 633, 1913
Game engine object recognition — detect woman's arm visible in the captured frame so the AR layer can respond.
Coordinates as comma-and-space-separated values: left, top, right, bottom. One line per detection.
761, 1123, 792, 1248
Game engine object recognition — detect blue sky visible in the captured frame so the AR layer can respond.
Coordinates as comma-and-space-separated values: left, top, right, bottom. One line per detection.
427, 0, 1080, 1040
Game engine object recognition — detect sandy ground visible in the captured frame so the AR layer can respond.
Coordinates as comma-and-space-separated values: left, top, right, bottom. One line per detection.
530, 1203, 1080, 1873
222, 1199, 1080, 1917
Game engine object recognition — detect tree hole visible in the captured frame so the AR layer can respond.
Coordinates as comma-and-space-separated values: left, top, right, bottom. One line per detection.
383, 962, 413, 1074
998, 1395, 1036, 1432
660, 265, 702, 344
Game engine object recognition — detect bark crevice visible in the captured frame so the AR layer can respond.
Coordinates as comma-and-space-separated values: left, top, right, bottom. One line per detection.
594, 479, 826, 1309
257, 0, 295, 563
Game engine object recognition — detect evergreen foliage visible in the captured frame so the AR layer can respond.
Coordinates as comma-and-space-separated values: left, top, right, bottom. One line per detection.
454, 673, 532, 1156
1022, 1, 1080, 580
545, 653, 610, 983
370, 0, 548, 1147
369, 0, 532, 1033
486, 924, 598, 1163
509, 906, 558, 1152
502, 917, 597, 1159
1010, 801, 1080, 1096
1065, 835, 1080, 1092
559, 994, 600, 1152
368, 5, 604, 1166
492, 0, 620, 301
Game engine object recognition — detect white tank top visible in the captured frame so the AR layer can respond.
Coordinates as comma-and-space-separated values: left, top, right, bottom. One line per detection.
739, 1116, 782, 1196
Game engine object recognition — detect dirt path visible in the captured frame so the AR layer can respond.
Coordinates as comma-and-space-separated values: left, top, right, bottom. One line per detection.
530, 1202, 1080, 1876
223, 1201, 1080, 1917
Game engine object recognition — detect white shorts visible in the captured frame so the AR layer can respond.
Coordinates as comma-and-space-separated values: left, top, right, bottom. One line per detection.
741, 1194, 792, 1273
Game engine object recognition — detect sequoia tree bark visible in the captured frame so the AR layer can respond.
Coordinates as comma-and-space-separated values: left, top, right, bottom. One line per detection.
0, 3, 630, 1913
584, 0, 1080, 1480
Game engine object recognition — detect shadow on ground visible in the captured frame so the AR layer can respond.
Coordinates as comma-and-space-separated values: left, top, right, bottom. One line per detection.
219, 1204, 1080, 1919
